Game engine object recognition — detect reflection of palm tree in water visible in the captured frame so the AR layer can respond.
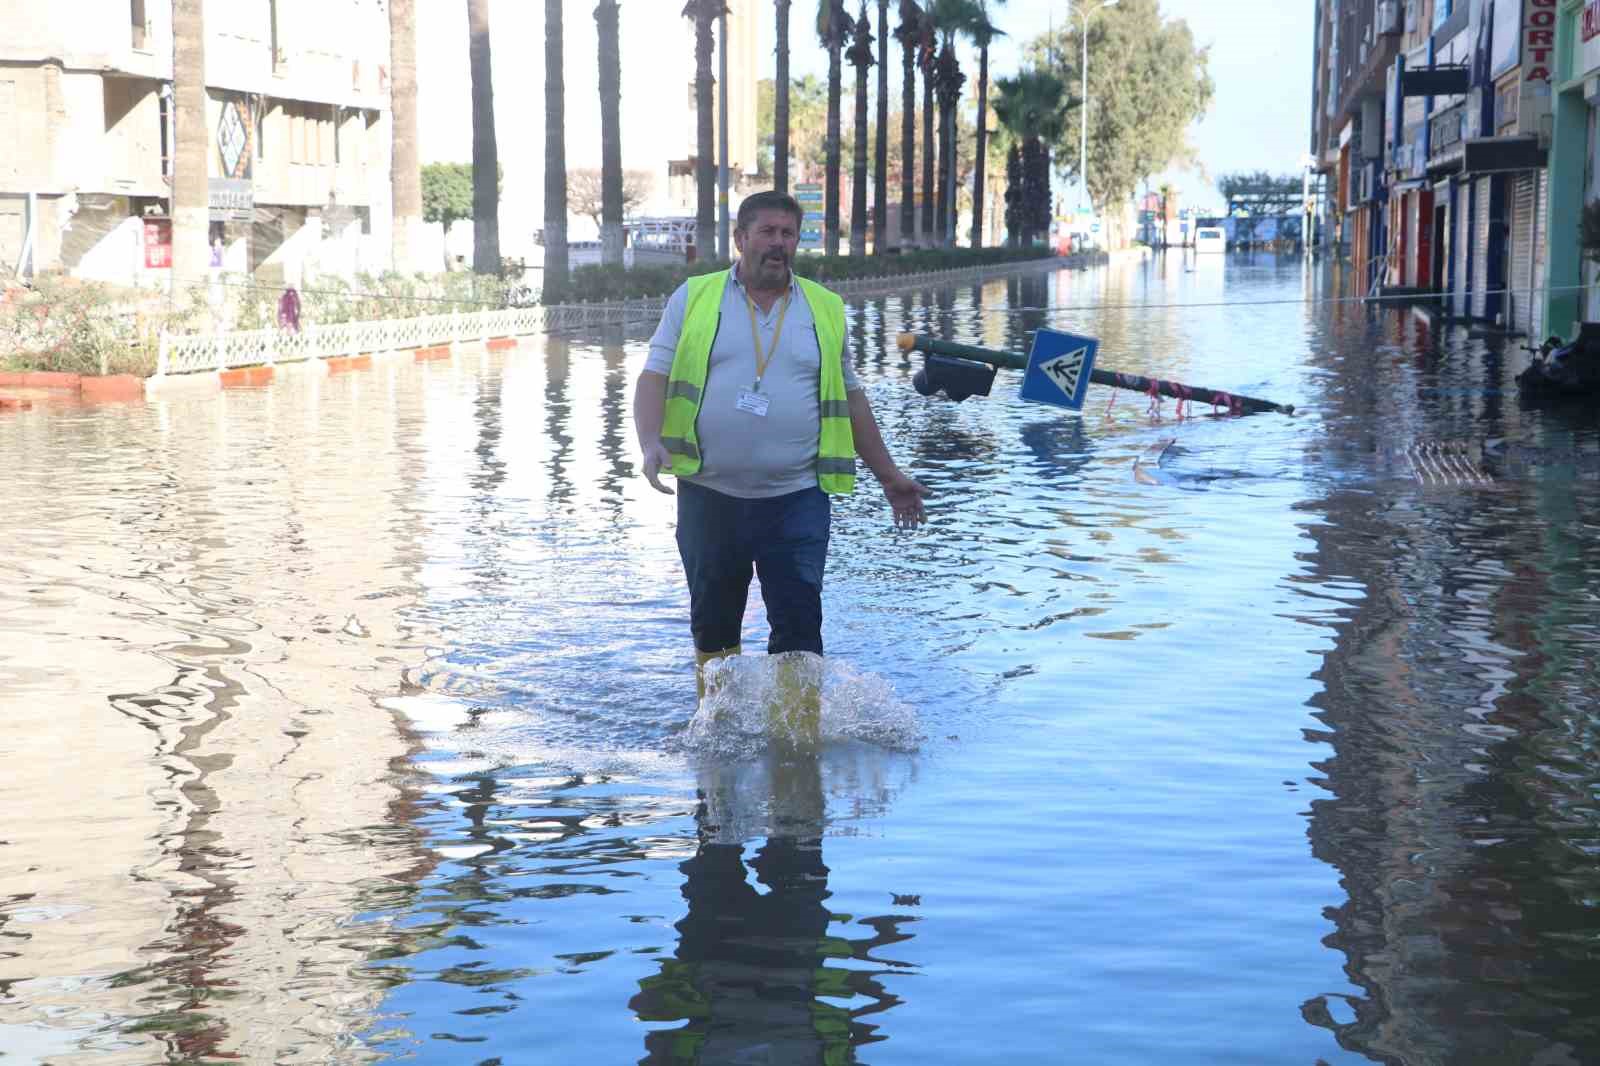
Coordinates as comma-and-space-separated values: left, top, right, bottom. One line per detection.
631, 749, 914, 1064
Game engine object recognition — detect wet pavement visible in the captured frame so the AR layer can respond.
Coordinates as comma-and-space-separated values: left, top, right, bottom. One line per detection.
2, 251, 1598, 1064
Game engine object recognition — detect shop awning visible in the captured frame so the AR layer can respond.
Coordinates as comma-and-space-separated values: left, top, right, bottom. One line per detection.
1399, 66, 1470, 97
1462, 136, 1548, 173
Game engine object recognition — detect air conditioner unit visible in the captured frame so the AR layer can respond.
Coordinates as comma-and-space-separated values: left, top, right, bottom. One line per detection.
1377, 0, 1401, 35
1585, 76, 1600, 106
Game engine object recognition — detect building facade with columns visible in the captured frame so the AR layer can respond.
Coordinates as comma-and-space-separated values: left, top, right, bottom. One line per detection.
0, 0, 394, 288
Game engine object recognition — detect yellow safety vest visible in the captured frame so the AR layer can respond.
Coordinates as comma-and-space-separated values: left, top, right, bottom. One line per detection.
661, 269, 856, 494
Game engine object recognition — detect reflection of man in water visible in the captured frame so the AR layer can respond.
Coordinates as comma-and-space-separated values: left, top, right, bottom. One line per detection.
631, 754, 865, 1064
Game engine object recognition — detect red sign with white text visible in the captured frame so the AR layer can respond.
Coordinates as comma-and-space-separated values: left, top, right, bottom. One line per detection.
143, 219, 172, 269
1526, 0, 1555, 82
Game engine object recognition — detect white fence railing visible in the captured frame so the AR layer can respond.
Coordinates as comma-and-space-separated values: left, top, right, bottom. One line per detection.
153, 256, 1075, 377
155, 301, 666, 376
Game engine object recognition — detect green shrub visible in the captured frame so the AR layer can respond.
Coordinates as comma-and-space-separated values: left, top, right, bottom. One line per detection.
0, 275, 177, 376
561, 246, 1058, 302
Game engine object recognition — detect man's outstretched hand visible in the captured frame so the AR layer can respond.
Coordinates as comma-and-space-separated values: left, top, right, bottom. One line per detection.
881, 470, 928, 529
641, 440, 675, 495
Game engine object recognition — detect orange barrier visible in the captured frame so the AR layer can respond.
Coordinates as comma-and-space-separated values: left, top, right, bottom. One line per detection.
220, 366, 274, 388
327, 354, 374, 374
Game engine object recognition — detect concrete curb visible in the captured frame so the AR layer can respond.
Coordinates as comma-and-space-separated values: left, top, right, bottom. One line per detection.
0, 370, 148, 410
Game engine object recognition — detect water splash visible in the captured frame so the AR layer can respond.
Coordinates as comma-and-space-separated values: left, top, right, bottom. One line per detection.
683, 651, 922, 759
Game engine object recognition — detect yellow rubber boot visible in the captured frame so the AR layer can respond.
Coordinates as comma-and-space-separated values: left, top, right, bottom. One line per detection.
770, 652, 822, 750
695, 646, 741, 703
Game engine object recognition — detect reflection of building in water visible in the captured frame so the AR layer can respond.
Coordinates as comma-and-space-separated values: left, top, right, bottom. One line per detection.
633, 752, 914, 1064
0, 369, 436, 1060
1297, 312, 1600, 1062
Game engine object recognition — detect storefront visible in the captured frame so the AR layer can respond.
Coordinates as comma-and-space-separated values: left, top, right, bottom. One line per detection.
1542, 0, 1600, 337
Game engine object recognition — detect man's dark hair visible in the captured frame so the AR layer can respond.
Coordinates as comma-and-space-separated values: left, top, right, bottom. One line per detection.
736, 190, 803, 233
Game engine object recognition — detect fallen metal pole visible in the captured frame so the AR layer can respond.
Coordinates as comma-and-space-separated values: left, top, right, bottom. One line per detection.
897, 333, 1295, 416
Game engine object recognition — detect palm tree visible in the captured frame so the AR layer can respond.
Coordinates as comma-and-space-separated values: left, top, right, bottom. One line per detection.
775, 0, 791, 194
541, 0, 567, 287
847, 2, 874, 257
171, 0, 207, 283
469, 0, 501, 274
992, 68, 1067, 247
895, 1, 921, 249
917, 12, 935, 246
596, 0, 623, 267
817, 0, 852, 257
967, 2, 1004, 249
390, 0, 422, 273
873, 0, 889, 253
933, 38, 962, 245
683, 1, 723, 263
928, 0, 977, 246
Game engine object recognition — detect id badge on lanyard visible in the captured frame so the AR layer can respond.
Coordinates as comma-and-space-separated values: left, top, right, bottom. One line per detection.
738, 287, 790, 418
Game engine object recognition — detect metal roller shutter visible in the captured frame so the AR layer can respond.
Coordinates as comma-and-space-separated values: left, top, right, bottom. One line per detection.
1455, 180, 1472, 318
1533, 169, 1548, 339
1510, 173, 1535, 336
1472, 176, 1493, 319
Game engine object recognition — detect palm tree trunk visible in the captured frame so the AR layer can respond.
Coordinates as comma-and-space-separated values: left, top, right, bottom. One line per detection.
873, 0, 888, 254
824, 35, 842, 257
898, 4, 915, 250
970, 42, 988, 249
849, 12, 871, 257
934, 40, 963, 248
934, 43, 951, 246
171, 0, 208, 285
919, 53, 933, 247
469, 0, 501, 274
541, 0, 568, 288
775, 0, 790, 194
692, 6, 716, 262
596, 0, 623, 267
390, 0, 422, 273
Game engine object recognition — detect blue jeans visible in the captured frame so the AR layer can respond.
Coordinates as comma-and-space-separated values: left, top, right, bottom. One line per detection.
675, 481, 831, 655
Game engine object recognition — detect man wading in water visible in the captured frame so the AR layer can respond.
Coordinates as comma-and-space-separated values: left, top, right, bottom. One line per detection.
633, 190, 927, 713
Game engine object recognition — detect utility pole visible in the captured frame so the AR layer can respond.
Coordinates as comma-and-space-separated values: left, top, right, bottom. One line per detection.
718, 8, 730, 261
1074, 0, 1118, 218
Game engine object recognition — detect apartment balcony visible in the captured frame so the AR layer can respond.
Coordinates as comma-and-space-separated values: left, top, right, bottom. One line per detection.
1338, 34, 1401, 121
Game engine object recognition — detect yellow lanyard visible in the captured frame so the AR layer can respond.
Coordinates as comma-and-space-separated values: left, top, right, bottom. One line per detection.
744, 287, 791, 392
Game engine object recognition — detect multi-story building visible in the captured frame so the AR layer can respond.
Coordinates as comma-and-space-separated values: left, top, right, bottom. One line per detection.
1310, 0, 1402, 290
0, 0, 393, 287
1312, 0, 1554, 335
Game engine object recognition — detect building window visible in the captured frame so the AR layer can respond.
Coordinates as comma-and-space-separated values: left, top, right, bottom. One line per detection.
158, 87, 170, 177
131, 0, 147, 49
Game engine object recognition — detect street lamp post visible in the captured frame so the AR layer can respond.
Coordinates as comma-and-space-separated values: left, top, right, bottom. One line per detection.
1074, 0, 1118, 219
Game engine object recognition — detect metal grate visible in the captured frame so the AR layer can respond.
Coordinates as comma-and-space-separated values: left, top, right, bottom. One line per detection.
1403, 440, 1495, 487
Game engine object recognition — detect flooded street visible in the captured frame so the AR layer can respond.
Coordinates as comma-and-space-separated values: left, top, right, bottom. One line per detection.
3, 253, 1599, 1065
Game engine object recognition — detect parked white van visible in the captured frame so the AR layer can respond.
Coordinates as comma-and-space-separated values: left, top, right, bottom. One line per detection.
1194, 227, 1227, 253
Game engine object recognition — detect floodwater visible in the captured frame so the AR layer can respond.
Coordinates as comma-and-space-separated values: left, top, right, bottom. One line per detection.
3, 252, 1599, 1065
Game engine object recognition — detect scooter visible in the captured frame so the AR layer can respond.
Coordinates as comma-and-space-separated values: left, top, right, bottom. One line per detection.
1516, 322, 1600, 405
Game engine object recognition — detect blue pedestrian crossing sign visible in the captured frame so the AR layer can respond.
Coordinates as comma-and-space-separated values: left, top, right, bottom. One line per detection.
1020, 328, 1098, 411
